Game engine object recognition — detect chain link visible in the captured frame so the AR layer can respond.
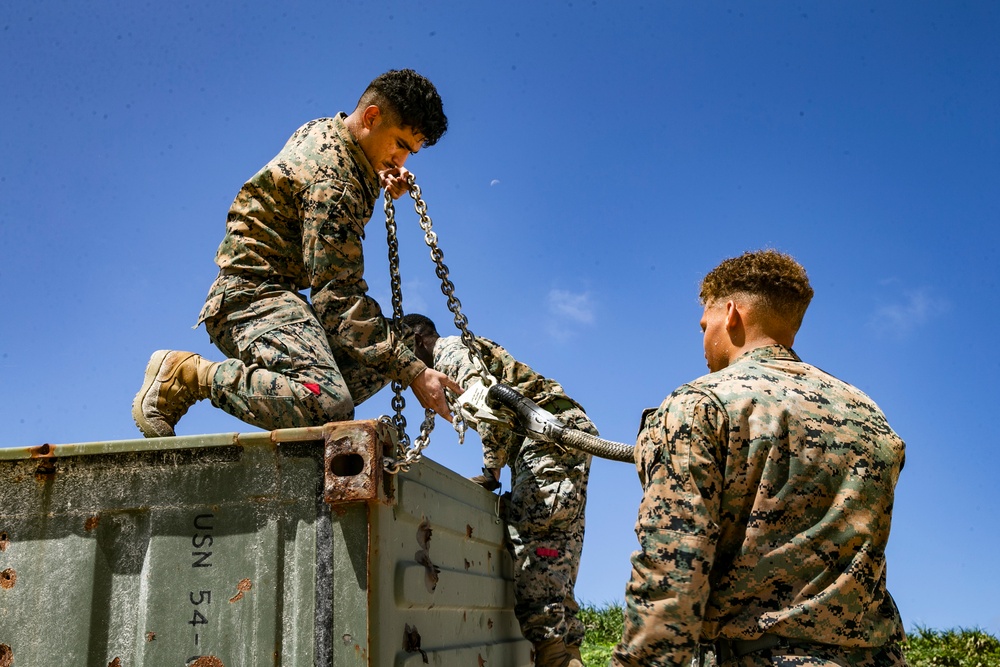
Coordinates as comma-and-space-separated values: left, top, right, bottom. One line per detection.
382, 185, 434, 472
408, 179, 494, 382
380, 410, 436, 474
382, 186, 408, 452
380, 174, 491, 473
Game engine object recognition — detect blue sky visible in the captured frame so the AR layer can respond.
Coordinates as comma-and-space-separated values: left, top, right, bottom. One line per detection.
2, 0, 998, 638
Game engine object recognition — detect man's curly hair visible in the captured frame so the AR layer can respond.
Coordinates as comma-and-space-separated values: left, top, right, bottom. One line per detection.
700, 249, 814, 326
357, 69, 448, 146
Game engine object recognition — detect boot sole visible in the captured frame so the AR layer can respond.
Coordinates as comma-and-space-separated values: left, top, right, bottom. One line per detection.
132, 350, 173, 437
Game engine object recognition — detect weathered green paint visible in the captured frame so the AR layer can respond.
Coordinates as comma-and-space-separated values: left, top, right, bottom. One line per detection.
0, 421, 531, 666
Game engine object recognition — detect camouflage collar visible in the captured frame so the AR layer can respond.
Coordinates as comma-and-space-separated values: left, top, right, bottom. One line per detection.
334, 112, 380, 201
742, 344, 801, 363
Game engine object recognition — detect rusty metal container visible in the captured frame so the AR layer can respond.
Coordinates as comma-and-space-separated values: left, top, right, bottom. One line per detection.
0, 420, 531, 666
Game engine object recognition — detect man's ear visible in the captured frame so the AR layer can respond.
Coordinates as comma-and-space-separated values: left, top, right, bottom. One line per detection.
724, 300, 741, 331
361, 105, 381, 129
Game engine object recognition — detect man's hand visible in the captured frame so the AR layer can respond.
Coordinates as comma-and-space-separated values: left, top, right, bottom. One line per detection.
409, 368, 461, 422
380, 167, 414, 200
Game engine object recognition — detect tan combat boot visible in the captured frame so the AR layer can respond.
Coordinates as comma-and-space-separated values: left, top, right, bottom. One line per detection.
132, 350, 219, 437
470, 466, 502, 491
532, 638, 583, 667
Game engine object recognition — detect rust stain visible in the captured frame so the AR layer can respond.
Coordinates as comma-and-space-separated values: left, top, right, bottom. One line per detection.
0, 532, 9, 552
466, 524, 474, 538
464, 558, 471, 570
107, 659, 121, 667
402, 624, 428, 663
146, 631, 156, 642
478, 654, 487, 666
415, 517, 439, 593
30, 444, 57, 479
415, 551, 439, 593
34, 460, 56, 481
0, 643, 12, 667
487, 618, 494, 629
29, 443, 52, 457
189, 658, 224, 667
229, 578, 252, 603
0, 569, 16, 590
85, 516, 100, 532
416, 518, 432, 550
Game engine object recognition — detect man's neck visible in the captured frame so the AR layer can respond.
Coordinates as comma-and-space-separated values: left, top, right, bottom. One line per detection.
731, 332, 793, 361
343, 110, 363, 140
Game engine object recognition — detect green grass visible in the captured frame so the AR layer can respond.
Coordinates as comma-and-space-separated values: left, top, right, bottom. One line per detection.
902, 626, 1000, 667
579, 602, 1000, 666
579, 601, 623, 665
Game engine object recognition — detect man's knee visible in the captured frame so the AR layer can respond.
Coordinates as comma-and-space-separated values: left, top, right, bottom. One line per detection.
302, 384, 355, 422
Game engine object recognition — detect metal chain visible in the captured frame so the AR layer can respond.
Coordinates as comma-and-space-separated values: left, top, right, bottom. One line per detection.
382, 186, 436, 473
380, 410, 435, 474
380, 175, 492, 472
407, 179, 494, 383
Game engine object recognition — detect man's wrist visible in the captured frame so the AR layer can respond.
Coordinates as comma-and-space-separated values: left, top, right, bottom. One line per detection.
398, 359, 428, 388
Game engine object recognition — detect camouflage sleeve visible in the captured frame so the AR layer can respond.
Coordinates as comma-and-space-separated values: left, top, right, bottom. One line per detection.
612, 386, 726, 667
488, 340, 554, 397
453, 340, 512, 468
437, 337, 527, 468
304, 179, 425, 386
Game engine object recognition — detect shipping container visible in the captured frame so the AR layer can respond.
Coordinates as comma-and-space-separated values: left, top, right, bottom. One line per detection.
0, 420, 532, 666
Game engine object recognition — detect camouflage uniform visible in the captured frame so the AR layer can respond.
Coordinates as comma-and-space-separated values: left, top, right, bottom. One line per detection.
194, 114, 425, 430
612, 345, 907, 667
432, 335, 594, 647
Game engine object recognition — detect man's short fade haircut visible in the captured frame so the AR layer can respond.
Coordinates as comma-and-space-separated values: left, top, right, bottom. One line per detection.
400, 313, 438, 336
700, 249, 814, 327
357, 69, 448, 146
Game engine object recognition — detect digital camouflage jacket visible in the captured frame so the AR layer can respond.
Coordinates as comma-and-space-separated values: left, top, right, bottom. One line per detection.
207, 114, 425, 386
613, 345, 906, 666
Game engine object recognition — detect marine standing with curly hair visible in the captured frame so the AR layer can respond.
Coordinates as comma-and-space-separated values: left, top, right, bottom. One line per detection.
133, 69, 460, 437
613, 249, 908, 666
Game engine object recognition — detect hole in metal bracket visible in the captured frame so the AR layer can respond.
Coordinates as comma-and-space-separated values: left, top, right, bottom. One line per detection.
329, 453, 365, 477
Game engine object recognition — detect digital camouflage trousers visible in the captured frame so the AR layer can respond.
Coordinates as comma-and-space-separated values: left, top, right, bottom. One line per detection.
199, 275, 397, 430
504, 405, 594, 647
